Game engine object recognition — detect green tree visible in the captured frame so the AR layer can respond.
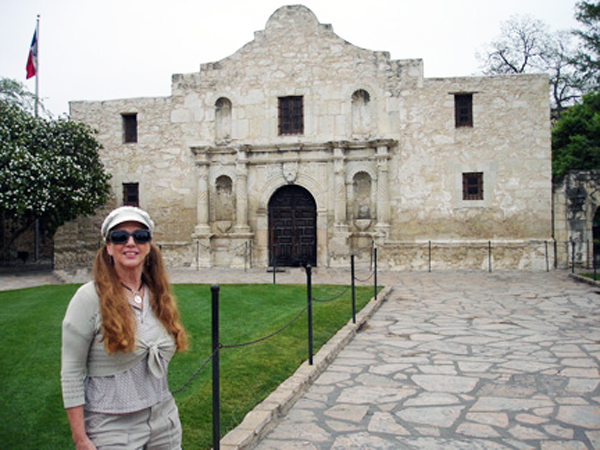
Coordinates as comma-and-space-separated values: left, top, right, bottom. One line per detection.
552, 91, 600, 178
0, 79, 111, 256
573, 1, 600, 91
0, 78, 38, 113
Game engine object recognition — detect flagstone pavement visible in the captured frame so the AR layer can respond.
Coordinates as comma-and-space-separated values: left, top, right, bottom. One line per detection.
246, 270, 600, 450
2, 268, 600, 449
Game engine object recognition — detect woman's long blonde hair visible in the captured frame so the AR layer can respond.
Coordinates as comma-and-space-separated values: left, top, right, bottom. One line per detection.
93, 243, 188, 354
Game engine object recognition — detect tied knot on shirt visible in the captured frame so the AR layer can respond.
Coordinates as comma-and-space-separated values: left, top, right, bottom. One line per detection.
146, 342, 167, 379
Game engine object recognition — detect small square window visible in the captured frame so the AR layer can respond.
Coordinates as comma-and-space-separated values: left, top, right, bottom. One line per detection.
278, 96, 303, 135
455, 94, 473, 128
123, 183, 139, 206
463, 172, 483, 200
122, 113, 138, 143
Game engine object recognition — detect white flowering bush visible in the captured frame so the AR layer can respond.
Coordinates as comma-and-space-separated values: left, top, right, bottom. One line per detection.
0, 79, 111, 253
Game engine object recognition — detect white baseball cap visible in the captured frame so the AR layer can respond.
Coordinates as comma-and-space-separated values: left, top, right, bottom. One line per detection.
101, 206, 155, 240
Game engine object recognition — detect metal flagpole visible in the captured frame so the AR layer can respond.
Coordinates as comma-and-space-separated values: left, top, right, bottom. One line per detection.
34, 15, 40, 261
34, 15, 40, 118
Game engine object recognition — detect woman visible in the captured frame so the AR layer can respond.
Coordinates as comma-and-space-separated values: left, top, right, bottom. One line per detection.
61, 206, 188, 449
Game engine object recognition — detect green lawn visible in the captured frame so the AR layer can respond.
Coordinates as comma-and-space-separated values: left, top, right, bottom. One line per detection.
0, 282, 378, 449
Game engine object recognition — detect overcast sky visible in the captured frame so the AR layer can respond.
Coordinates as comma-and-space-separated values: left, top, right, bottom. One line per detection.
1, 0, 582, 116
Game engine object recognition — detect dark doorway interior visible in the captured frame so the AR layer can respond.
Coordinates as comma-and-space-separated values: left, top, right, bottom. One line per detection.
268, 185, 317, 267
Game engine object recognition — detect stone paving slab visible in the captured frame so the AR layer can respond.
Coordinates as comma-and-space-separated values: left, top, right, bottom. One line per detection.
244, 271, 600, 450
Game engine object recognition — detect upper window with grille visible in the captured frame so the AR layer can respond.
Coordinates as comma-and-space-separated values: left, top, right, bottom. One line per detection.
463, 172, 483, 200
454, 94, 473, 128
278, 96, 304, 135
122, 182, 139, 206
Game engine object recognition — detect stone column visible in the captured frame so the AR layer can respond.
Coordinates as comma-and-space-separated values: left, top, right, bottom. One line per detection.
234, 149, 251, 233
375, 142, 391, 240
330, 144, 350, 267
334, 146, 347, 227
231, 148, 254, 268
191, 147, 212, 267
192, 149, 211, 235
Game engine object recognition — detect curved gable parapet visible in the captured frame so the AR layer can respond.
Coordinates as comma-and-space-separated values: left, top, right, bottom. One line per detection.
188, 4, 420, 88
265, 5, 321, 33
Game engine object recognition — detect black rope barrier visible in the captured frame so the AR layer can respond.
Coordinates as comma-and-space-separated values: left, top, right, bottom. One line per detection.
353, 271, 374, 283
172, 349, 219, 396
220, 305, 308, 349
307, 265, 313, 365
311, 284, 351, 303
172, 303, 309, 394
171, 250, 378, 446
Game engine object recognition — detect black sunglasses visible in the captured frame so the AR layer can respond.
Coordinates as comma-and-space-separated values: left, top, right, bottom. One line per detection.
108, 229, 152, 244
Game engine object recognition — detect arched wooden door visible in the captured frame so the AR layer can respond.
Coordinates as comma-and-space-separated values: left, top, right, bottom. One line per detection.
268, 185, 317, 267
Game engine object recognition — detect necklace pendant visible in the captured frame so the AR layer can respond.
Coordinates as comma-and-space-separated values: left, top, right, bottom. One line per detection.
134, 294, 143, 305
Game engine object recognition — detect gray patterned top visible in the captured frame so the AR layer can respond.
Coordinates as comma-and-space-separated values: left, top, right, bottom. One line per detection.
84, 288, 171, 414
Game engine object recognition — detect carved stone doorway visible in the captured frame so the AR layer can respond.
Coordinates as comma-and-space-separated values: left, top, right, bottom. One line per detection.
268, 185, 317, 267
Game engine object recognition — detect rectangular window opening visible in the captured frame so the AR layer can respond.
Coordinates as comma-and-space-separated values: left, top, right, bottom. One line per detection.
122, 113, 138, 143
462, 172, 483, 201
454, 94, 473, 128
123, 183, 139, 206
278, 96, 304, 135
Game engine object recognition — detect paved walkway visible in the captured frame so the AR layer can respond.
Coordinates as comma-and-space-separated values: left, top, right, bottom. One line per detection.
249, 271, 600, 450
0, 270, 63, 291
0, 265, 385, 290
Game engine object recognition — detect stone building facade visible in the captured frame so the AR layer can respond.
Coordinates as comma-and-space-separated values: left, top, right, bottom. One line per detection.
55, 5, 553, 271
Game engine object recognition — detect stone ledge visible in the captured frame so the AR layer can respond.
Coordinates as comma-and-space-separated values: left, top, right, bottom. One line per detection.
219, 286, 393, 449
569, 273, 600, 287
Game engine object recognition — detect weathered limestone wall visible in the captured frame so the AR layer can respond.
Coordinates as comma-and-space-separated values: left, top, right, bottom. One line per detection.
53, 210, 106, 271
390, 75, 552, 241
67, 98, 199, 267
380, 240, 553, 271
169, 7, 422, 147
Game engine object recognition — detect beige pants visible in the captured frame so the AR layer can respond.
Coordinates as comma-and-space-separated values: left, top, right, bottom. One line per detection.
84, 396, 182, 449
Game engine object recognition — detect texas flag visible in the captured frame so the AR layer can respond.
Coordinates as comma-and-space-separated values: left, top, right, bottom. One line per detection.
26, 29, 38, 79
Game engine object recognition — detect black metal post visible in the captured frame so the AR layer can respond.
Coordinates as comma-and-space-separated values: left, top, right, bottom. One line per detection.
306, 264, 313, 365
488, 241, 492, 273
34, 218, 39, 261
351, 254, 356, 324
428, 240, 432, 273
374, 247, 378, 301
594, 241, 598, 281
587, 239, 591, 269
582, 239, 590, 269
572, 240, 576, 274
211, 284, 220, 450
545, 241, 549, 272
